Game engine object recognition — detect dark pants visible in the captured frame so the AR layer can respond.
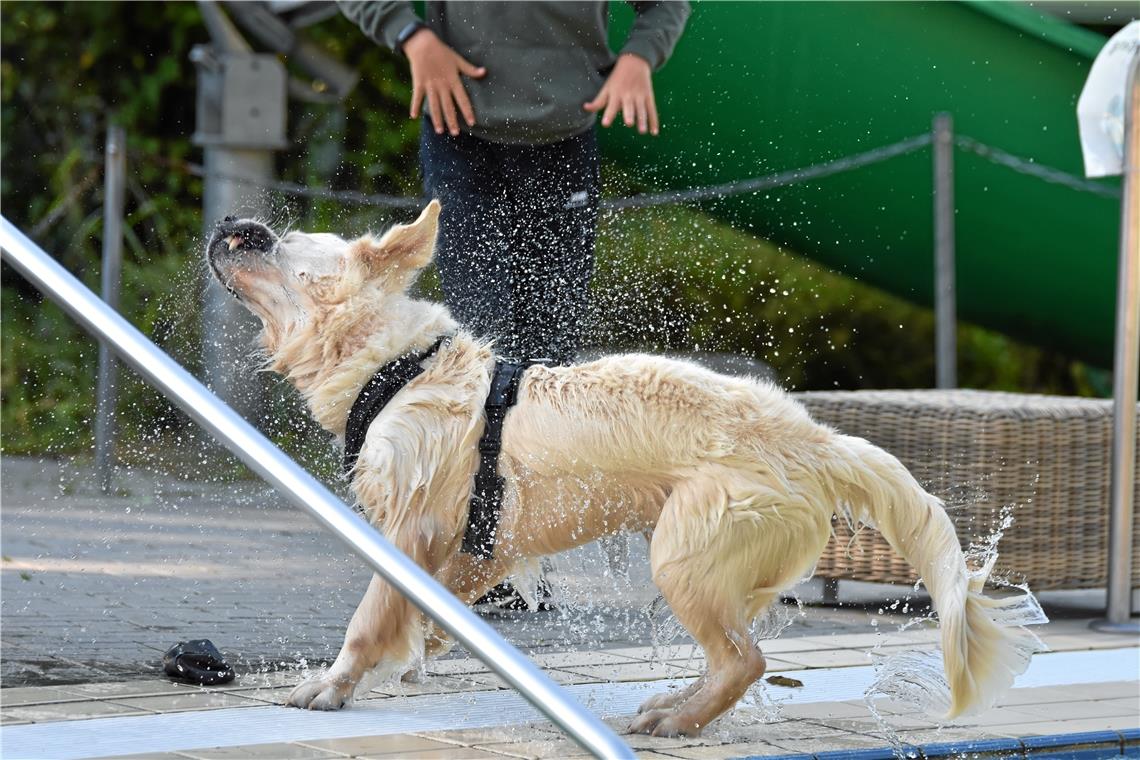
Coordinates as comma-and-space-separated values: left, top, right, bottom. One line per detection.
420, 126, 600, 364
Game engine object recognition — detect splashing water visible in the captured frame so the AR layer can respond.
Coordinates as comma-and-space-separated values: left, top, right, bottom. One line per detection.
751, 593, 806, 643
862, 505, 1048, 756
646, 593, 686, 656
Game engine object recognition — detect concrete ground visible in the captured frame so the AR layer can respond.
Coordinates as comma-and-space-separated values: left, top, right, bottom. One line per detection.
2, 455, 1137, 759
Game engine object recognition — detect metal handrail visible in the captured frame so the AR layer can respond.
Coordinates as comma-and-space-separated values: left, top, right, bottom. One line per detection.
0, 217, 634, 760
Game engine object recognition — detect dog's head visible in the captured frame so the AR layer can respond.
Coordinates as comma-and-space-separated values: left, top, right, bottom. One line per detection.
206, 201, 440, 357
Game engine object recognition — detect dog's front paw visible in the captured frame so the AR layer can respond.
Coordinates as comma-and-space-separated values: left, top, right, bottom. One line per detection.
286, 675, 355, 711
628, 709, 702, 738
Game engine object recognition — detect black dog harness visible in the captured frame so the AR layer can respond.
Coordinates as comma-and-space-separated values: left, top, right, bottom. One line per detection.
342, 335, 449, 476
462, 358, 529, 559
342, 336, 534, 560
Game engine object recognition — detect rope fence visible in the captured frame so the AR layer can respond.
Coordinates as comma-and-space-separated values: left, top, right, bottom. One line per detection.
953, 135, 1121, 198
144, 130, 1120, 212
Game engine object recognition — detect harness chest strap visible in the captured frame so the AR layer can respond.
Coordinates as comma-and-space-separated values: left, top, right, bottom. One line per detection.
342, 336, 531, 560
342, 336, 448, 476
463, 359, 529, 560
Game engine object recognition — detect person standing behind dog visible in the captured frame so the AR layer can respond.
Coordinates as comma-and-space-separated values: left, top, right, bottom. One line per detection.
338, 0, 690, 365
339, 0, 689, 608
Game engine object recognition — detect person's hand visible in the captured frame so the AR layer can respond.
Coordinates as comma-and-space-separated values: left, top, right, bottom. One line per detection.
583, 53, 658, 135
404, 28, 486, 136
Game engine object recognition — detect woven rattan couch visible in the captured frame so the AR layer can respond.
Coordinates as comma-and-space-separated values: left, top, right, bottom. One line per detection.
796, 389, 1140, 591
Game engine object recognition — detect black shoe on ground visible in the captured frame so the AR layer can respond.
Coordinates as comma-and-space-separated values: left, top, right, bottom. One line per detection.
474, 579, 557, 612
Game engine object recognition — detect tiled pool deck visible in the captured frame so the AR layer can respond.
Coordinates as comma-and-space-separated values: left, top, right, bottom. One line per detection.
2, 457, 1137, 758
2, 619, 1136, 759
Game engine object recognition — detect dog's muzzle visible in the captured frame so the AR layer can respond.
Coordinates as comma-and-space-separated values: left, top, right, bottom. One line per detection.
207, 217, 279, 263
206, 217, 280, 294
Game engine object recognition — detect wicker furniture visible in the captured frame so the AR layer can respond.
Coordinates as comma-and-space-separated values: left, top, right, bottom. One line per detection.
796, 389, 1140, 591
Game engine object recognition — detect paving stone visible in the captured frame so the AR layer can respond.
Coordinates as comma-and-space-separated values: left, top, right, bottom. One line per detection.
895, 727, 1004, 744
561, 661, 699, 682
61, 680, 199, 699
109, 691, 267, 713
530, 650, 638, 669
767, 733, 893, 754
2, 699, 150, 721
176, 743, 342, 759
813, 714, 938, 732
457, 668, 589, 688
416, 725, 561, 747
1011, 698, 1140, 721
725, 720, 855, 743
662, 742, 793, 759
0, 685, 93, 706
984, 716, 1140, 736
772, 649, 873, 669
1041, 634, 1140, 651
376, 674, 499, 697
361, 747, 506, 758
298, 733, 458, 755
1043, 680, 1139, 701
943, 706, 1054, 727
474, 737, 592, 759
227, 685, 297, 704
0, 713, 33, 725
777, 700, 874, 720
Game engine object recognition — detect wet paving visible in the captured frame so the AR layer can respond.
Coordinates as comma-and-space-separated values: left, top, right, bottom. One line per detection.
1, 455, 931, 689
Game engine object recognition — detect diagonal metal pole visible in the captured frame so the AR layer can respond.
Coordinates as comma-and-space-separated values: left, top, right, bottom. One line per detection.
0, 217, 634, 760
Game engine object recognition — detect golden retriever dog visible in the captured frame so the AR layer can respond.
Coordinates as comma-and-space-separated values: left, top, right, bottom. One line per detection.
206, 201, 1037, 737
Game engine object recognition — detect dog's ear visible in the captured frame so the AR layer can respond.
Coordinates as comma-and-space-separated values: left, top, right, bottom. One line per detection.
354, 201, 440, 283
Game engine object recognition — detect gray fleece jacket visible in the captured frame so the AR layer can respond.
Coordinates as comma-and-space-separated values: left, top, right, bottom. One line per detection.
337, 1, 690, 144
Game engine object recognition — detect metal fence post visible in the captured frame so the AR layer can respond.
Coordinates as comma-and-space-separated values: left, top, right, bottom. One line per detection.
1094, 53, 1140, 634
191, 2, 287, 425
94, 124, 126, 492
933, 113, 958, 389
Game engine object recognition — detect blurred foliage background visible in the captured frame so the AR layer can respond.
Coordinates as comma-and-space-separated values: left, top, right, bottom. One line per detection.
0, 2, 1102, 463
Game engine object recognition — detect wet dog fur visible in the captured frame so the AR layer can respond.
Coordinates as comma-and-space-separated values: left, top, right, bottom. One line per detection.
206, 202, 1037, 736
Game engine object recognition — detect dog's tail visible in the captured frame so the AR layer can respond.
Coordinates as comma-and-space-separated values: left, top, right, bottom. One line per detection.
821, 433, 1040, 719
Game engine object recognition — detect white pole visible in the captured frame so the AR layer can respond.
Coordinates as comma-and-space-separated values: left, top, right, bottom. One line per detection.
1095, 53, 1140, 633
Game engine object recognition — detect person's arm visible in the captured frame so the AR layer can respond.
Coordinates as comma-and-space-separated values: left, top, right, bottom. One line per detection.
621, 1, 691, 73
583, 1, 690, 136
337, 1, 486, 137
336, 1, 421, 51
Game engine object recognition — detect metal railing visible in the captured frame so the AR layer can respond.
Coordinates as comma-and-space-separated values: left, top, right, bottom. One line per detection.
0, 217, 634, 760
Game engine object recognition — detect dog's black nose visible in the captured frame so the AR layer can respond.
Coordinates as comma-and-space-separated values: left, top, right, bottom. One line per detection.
208, 218, 278, 259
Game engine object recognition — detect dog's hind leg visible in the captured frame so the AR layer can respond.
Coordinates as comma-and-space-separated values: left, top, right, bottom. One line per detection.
629, 470, 825, 737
